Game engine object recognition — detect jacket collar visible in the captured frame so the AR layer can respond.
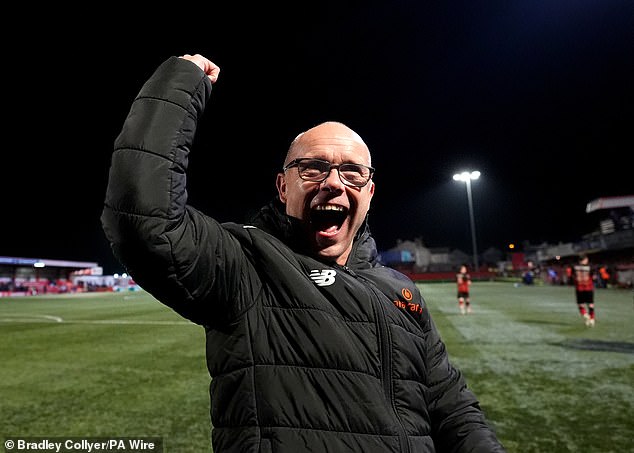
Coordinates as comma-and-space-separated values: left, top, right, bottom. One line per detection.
249, 197, 378, 269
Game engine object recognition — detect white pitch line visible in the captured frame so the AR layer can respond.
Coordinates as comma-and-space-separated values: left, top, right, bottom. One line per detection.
43, 314, 63, 322
0, 314, 63, 323
64, 319, 195, 325
0, 314, 194, 326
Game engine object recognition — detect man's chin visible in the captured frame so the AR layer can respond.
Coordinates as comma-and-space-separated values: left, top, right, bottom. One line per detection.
312, 237, 350, 264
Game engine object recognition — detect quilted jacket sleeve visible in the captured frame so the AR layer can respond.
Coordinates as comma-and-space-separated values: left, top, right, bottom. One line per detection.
101, 56, 259, 326
421, 308, 507, 452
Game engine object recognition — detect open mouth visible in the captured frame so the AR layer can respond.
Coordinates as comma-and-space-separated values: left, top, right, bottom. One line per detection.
310, 204, 348, 233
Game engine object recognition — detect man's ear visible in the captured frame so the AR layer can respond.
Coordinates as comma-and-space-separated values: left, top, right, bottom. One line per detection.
276, 173, 287, 203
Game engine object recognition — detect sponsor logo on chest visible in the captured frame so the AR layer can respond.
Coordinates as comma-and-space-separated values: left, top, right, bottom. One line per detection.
393, 287, 423, 315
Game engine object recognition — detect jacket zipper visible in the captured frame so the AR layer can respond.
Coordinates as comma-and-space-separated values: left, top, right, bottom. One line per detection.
341, 265, 411, 453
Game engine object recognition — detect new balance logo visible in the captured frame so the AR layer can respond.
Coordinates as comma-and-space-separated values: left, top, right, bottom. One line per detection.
309, 269, 337, 286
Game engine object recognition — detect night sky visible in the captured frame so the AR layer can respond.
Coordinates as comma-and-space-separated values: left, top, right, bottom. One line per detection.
3, 2, 633, 274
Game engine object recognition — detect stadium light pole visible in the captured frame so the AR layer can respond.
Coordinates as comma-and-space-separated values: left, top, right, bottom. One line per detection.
453, 171, 481, 270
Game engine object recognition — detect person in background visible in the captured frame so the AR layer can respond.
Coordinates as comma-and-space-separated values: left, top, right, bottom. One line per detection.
522, 260, 537, 285
547, 267, 558, 285
597, 265, 610, 288
101, 53, 506, 452
565, 264, 574, 285
573, 254, 596, 327
456, 264, 472, 314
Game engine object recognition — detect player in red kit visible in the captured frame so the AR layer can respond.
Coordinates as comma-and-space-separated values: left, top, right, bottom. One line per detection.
573, 255, 596, 327
456, 264, 472, 315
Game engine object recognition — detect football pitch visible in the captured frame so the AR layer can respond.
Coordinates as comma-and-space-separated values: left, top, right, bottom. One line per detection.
1, 282, 632, 453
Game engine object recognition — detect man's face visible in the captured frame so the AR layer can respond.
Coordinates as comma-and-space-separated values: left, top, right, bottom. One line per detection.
276, 123, 375, 265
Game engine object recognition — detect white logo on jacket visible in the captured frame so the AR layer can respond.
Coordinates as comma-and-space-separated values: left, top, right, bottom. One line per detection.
309, 269, 337, 286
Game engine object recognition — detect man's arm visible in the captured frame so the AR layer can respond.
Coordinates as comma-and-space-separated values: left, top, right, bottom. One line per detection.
423, 312, 506, 452
101, 55, 251, 325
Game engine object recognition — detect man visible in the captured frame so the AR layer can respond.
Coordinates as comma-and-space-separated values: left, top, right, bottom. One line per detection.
573, 255, 596, 327
102, 53, 506, 452
522, 260, 537, 285
456, 264, 472, 314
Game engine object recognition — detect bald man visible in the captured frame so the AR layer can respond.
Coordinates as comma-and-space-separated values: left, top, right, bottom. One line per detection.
102, 54, 506, 453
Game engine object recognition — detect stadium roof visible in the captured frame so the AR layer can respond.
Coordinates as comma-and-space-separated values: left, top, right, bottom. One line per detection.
0, 256, 98, 269
585, 195, 634, 213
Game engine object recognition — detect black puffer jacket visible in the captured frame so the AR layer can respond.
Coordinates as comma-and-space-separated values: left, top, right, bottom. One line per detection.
101, 56, 506, 453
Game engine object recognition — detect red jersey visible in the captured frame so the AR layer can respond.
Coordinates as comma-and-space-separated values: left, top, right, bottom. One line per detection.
573, 264, 594, 291
456, 272, 471, 292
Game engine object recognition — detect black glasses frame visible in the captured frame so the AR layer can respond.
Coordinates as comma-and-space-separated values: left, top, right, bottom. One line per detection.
283, 158, 375, 187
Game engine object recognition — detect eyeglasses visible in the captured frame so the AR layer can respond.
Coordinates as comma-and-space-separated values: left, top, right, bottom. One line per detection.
283, 158, 375, 188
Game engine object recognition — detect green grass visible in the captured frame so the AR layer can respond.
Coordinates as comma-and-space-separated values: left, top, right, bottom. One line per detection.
1, 284, 633, 452
0, 292, 210, 452
419, 282, 634, 453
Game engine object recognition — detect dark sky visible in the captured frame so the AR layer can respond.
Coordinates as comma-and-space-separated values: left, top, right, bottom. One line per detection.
3, 2, 633, 274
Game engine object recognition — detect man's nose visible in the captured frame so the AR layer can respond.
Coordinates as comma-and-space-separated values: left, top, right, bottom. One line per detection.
320, 167, 344, 191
